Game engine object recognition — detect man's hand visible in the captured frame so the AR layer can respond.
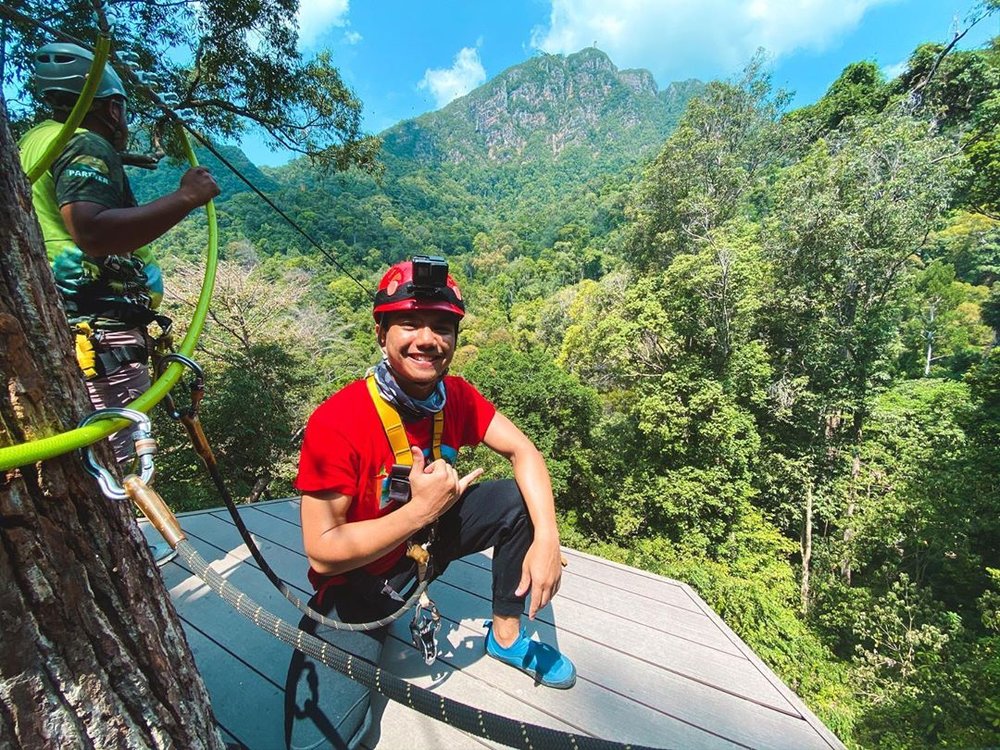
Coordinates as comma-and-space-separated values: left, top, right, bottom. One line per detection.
516, 537, 563, 619
406, 446, 482, 526
177, 166, 220, 208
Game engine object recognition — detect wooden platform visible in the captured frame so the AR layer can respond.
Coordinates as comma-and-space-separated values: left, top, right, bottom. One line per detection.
140, 499, 845, 750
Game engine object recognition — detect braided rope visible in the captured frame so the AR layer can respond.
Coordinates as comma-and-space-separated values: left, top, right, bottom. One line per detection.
212, 456, 426, 631
175, 538, 656, 750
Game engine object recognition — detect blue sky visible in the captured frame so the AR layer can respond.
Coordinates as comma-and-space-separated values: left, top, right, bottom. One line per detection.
247, 0, 1000, 165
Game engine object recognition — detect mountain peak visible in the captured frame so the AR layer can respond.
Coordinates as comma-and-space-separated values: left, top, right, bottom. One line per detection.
382, 48, 701, 166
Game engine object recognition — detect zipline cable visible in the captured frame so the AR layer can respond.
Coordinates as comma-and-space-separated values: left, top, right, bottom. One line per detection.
174, 119, 375, 299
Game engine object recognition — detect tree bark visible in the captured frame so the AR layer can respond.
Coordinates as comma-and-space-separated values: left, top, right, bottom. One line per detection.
0, 99, 223, 749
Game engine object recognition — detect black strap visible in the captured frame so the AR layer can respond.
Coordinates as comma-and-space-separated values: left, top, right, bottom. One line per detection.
69, 299, 171, 331
93, 344, 148, 377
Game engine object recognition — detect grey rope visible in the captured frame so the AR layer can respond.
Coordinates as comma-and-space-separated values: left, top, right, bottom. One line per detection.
207, 453, 427, 631
175, 537, 656, 750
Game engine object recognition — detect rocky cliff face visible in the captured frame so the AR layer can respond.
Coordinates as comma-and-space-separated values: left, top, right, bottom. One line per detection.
382, 48, 703, 166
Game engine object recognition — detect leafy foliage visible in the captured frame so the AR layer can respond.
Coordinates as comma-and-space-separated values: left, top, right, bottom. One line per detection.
4, 0, 380, 168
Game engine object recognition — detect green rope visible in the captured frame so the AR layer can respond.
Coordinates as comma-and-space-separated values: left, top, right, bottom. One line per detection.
0, 123, 218, 471
25, 34, 111, 184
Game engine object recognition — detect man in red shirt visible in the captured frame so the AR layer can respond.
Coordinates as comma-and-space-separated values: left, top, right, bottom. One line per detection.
288, 255, 575, 746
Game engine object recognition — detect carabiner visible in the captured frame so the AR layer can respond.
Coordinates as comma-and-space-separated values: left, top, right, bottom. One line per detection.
79, 408, 156, 501
155, 353, 204, 420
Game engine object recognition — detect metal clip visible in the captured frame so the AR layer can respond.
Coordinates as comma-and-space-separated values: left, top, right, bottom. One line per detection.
410, 590, 441, 665
79, 408, 156, 500
155, 353, 204, 420
387, 463, 411, 504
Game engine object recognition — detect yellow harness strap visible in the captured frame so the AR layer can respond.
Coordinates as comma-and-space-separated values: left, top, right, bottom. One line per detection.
366, 375, 443, 464
74, 322, 98, 379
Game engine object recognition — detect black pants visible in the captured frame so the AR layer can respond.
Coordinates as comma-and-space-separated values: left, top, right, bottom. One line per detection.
284, 479, 533, 749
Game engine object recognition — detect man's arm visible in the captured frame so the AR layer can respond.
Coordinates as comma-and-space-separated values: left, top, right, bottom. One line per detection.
481, 412, 563, 618
301, 446, 482, 576
60, 166, 219, 257
300, 489, 424, 576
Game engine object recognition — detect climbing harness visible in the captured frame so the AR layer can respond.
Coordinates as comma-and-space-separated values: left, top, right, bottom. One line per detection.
72, 317, 171, 380
78, 414, 655, 750
366, 373, 444, 501
367, 372, 449, 659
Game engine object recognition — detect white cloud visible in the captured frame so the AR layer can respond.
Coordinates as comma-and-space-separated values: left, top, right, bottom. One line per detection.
344, 30, 363, 45
418, 46, 488, 108
530, 0, 898, 82
881, 59, 908, 80
297, 0, 350, 48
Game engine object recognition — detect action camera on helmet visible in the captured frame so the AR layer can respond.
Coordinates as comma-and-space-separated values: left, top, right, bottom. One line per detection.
410, 255, 449, 293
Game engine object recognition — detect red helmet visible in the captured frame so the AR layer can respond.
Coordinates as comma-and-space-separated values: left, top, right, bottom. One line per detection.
373, 256, 465, 321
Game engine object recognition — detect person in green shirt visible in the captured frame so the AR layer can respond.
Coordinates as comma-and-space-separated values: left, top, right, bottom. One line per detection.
19, 42, 220, 463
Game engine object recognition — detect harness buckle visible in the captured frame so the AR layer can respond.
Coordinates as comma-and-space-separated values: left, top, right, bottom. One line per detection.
387, 463, 411, 504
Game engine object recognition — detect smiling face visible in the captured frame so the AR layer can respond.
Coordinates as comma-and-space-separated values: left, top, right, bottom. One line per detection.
376, 309, 459, 398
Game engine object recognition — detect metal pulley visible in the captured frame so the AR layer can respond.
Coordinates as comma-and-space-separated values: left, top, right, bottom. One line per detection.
409, 589, 442, 665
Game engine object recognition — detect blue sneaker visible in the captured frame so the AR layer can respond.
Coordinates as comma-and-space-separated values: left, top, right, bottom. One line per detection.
484, 621, 577, 689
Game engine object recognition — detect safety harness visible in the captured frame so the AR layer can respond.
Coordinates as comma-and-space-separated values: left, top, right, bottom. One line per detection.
366, 374, 443, 498
366, 373, 445, 663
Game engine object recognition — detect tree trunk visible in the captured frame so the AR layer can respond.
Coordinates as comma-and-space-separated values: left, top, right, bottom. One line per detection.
0, 99, 224, 749
840, 450, 861, 585
924, 299, 937, 377
800, 480, 813, 616
246, 474, 271, 504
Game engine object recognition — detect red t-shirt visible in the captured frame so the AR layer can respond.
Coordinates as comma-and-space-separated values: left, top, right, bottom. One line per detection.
295, 375, 496, 594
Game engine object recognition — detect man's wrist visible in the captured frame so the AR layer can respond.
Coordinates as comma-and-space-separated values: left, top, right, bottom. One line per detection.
532, 526, 560, 546
397, 499, 433, 532
173, 188, 200, 213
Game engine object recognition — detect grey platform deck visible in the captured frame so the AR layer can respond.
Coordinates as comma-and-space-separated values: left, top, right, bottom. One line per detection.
140, 498, 845, 750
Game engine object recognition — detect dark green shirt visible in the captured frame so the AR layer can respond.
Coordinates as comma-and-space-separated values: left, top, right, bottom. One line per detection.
18, 121, 162, 328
